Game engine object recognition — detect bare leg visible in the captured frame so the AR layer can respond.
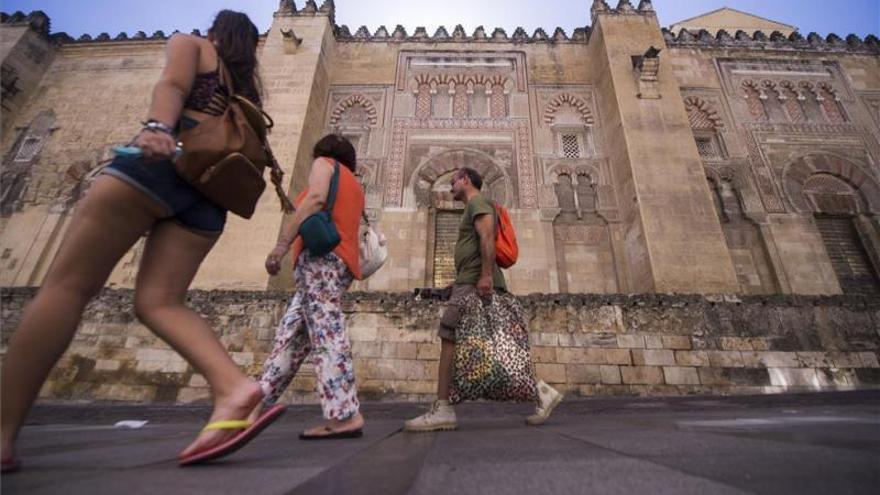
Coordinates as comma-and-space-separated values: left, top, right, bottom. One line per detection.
131, 221, 262, 458
0, 176, 164, 457
437, 338, 455, 401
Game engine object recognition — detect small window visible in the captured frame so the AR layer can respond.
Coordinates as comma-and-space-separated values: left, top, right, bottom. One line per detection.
14, 136, 42, 162
562, 134, 581, 159
695, 136, 716, 158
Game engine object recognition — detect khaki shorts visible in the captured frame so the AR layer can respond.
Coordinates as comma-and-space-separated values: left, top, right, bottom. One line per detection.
437, 284, 477, 342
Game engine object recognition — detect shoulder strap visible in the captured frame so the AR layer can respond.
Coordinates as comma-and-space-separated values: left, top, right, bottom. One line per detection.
325, 161, 340, 212
217, 58, 235, 97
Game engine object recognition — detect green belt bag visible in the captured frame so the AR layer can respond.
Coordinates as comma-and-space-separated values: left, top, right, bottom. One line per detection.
300, 161, 341, 256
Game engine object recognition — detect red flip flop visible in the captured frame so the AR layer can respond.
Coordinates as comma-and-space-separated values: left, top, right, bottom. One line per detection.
1, 456, 21, 474
178, 404, 285, 467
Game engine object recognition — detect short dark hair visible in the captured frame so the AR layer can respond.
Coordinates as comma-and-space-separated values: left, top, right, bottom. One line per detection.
313, 134, 356, 172
458, 167, 483, 190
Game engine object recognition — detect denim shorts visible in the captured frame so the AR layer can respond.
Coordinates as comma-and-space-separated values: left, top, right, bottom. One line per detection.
100, 118, 226, 234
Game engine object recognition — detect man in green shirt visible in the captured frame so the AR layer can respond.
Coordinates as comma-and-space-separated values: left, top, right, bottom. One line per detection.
405, 168, 562, 432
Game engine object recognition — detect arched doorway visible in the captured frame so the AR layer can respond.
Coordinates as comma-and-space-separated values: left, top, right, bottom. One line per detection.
411, 149, 511, 287
784, 154, 880, 296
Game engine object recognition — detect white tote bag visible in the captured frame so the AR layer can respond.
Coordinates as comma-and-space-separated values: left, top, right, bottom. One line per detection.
359, 212, 387, 279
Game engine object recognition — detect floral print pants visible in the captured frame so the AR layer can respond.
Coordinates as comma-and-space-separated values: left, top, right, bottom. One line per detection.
258, 252, 360, 420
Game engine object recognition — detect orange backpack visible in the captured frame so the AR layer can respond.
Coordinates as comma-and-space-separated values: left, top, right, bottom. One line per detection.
494, 203, 519, 268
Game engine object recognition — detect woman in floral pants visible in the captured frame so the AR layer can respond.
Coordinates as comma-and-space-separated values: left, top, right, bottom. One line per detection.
261, 135, 365, 439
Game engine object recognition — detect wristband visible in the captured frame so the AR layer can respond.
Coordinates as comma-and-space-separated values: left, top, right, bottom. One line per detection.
141, 120, 176, 136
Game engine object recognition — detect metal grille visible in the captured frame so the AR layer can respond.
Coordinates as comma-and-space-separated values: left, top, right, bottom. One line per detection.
490, 86, 507, 118
815, 217, 880, 296
14, 137, 41, 162
562, 135, 581, 159
433, 211, 460, 288
695, 137, 716, 158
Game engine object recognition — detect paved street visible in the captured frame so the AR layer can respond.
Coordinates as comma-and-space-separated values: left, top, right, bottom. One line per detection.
3, 391, 879, 494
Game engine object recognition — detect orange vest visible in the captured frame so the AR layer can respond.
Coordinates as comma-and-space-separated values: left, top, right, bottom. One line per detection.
291, 158, 364, 279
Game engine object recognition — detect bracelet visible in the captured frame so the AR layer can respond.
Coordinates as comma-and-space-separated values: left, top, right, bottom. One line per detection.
141, 120, 176, 136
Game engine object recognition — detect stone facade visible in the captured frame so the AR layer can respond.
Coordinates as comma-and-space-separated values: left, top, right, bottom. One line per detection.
2, 287, 878, 403
2, 2, 878, 296
1, 2, 879, 402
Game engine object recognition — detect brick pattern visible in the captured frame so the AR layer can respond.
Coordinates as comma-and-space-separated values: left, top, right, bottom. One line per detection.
2, 289, 878, 404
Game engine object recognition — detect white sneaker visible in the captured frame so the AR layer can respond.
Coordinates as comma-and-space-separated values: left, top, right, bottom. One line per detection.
526, 381, 563, 426
404, 400, 458, 432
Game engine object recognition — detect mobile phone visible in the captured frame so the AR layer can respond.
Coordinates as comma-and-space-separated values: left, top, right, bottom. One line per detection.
112, 145, 183, 158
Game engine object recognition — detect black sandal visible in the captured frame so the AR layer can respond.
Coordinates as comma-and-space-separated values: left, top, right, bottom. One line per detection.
299, 426, 363, 440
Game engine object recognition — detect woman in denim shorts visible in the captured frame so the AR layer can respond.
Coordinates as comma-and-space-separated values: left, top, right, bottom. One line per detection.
1, 11, 282, 471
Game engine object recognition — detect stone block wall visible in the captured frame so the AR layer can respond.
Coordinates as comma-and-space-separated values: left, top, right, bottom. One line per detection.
2, 288, 878, 404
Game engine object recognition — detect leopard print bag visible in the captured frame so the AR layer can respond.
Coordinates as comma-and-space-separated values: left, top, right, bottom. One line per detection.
449, 292, 538, 404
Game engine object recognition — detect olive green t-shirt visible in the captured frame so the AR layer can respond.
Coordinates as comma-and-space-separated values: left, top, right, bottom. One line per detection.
453, 194, 507, 290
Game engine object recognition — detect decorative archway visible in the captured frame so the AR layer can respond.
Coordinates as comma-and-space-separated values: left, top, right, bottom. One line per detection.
329, 94, 379, 127
782, 153, 880, 214
410, 148, 512, 209
543, 93, 595, 125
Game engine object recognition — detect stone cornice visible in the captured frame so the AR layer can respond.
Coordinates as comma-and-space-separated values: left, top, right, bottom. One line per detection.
664, 28, 880, 55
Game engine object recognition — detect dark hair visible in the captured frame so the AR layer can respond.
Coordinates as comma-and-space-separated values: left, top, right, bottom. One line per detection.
313, 134, 357, 172
209, 10, 264, 105
459, 167, 483, 190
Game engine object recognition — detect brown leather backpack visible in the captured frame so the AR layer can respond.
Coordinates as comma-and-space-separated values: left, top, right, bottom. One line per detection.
175, 62, 294, 218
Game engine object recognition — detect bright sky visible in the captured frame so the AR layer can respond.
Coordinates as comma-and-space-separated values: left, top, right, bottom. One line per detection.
1, 0, 878, 38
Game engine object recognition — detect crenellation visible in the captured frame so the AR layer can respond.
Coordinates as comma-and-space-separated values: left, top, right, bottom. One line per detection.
391, 24, 407, 40
807, 32, 824, 46
452, 24, 467, 40
717, 29, 735, 43
491, 27, 508, 42
354, 25, 370, 39
411, 26, 429, 40
666, 28, 878, 54
301, 1, 318, 14
433, 26, 450, 40
276, 0, 297, 16
552, 27, 568, 42
572, 27, 590, 42
512, 27, 529, 43
616, 1, 636, 14
826, 33, 845, 46
697, 29, 714, 44
335, 24, 352, 40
